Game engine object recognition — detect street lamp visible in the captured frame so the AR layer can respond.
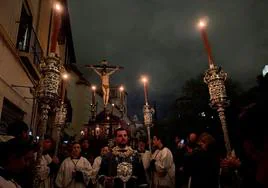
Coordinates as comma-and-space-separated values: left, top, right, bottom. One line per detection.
198, 18, 232, 156
141, 75, 154, 152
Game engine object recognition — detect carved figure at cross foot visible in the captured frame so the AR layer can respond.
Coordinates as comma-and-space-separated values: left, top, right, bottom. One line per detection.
86, 60, 123, 108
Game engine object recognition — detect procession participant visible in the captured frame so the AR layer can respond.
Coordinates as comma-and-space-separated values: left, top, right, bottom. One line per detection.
56, 142, 93, 188
92, 146, 109, 188
137, 140, 151, 184
150, 134, 175, 188
38, 135, 59, 188
98, 128, 147, 188
0, 138, 34, 188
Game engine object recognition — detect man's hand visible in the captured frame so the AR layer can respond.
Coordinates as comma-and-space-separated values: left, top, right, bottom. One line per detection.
220, 157, 241, 169
104, 176, 114, 187
52, 156, 59, 164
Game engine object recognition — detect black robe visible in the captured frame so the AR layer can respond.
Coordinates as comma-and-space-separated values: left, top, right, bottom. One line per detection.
98, 148, 148, 188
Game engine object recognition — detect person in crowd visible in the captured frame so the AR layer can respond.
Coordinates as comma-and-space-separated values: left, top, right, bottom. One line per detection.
56, 142, 93, 188
7, 120, 30, 142
81, 138, 94, 165
92, 146, 109, 187
186, 133, 198, 153
97, 127, 147, 188
137, 140, 151, 184
38, 135, 59, 188
150, 134, 175, 188
184, 132, 220, 188
173, 136, 186, 188
221, 100, 268, 188
0, 138, 35, 188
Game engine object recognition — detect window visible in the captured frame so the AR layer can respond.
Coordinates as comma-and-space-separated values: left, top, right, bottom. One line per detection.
0, 98, 25, 135
16, 3, 32, 52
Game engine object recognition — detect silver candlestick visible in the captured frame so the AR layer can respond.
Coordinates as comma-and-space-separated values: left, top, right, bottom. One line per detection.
34, 53, 62, 187
143, 104, 154, 153
53, 102, 67, 156
198, 18, 232, 156
204, 66, 232, 155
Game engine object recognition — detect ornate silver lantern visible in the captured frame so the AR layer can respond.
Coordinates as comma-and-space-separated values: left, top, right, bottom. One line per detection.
34, 53, 62, 186
204, 66, 231, 155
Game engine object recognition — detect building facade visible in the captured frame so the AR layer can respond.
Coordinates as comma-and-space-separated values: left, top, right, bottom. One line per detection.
0, 0, 130, 142
0, 0, 74, 136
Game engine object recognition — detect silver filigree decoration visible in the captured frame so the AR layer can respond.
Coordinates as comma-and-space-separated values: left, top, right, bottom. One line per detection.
117, 162, 133, 183
143, 104, 154, 127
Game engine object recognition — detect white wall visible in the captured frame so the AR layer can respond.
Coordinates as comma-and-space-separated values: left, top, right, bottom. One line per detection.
0, 0, 22, 44
0, 35, 34, 125
67, 72, 92, 135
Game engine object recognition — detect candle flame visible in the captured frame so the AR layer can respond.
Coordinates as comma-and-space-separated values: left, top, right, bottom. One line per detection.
141, 76, 148, 83
54, 2, 62, 12
198, 21, 206, 28
119, 86, 124, 91
198, 17, 209, 29
62, 73, 69, 80
91, 85, 96, 91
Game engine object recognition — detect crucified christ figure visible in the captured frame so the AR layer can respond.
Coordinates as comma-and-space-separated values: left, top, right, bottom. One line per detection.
87, 61, 122, 107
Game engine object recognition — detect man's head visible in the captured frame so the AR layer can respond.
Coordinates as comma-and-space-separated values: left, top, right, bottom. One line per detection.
43, 135, 54, 153
80, 138, 89, 150
138, 140, 146, 152
188, 133, 197, 143
152, 134, 165, 149
0, 138, 34, 174
7, 120, 29, 141
101, 146, 109, 156
71, 142, 81, 158
114, 128, 128, 147
174, 136, 181, 144
197, 132, 215, 151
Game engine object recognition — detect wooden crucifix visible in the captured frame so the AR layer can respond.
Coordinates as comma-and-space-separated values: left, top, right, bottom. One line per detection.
86, 60, 123, 107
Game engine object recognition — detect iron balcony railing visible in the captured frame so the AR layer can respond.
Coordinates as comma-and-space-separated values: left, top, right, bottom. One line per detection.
16, 23, 44, 67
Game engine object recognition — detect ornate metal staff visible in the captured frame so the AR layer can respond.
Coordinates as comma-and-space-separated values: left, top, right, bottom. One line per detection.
141, 76, 154, 153
33, 1, 63, 186
34, 53, 62, 186
198, 19, 232, 156
54, 102, 67, 156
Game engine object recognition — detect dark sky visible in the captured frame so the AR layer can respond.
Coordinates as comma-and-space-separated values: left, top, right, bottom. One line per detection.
68, 0, 268, 118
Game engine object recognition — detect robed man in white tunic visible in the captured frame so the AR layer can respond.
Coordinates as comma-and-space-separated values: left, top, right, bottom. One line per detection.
151, 135, 175, 188
56, 143, 93, 188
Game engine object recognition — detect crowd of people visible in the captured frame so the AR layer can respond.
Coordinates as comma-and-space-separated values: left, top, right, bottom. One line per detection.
0, 97, 268, 188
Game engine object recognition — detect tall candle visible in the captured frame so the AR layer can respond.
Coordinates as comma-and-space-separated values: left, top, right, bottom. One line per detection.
119, 86, 124, 105
91, 86, 96, 105
200, 27, 215, 69
50, 2, 62, 53
143, 81, 148, 105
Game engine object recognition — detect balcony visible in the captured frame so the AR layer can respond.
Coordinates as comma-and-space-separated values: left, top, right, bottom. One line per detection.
16, 23, 43, 81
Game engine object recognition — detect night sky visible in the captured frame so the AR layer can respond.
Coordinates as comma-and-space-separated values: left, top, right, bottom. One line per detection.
68, 0, 268, 118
